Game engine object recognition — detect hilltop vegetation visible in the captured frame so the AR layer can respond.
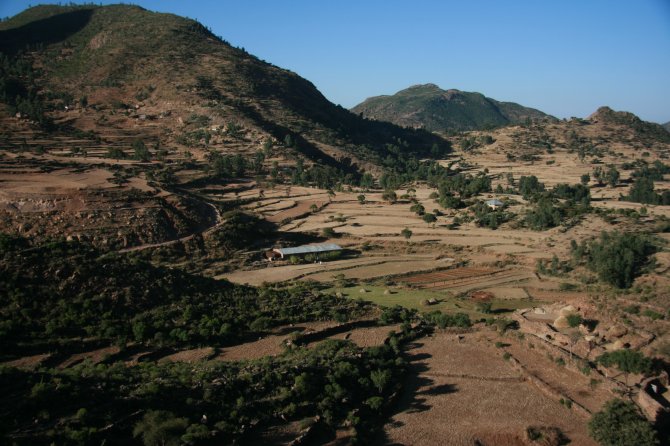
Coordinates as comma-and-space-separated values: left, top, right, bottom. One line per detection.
352, 83, 554, 132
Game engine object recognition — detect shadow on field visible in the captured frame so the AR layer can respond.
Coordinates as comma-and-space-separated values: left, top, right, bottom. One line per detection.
380, 340, 460, 445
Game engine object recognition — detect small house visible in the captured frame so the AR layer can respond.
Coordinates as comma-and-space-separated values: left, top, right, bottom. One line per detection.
265, 243, 342, 261
485, 199, 504, 210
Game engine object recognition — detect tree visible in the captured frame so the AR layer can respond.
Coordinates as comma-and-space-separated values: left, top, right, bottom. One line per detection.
597, 349, 653, 385
107, 147, 126, 160
593, 166, 605, 186
360, 173, 374, 189
382, 190, 397, 204
410, 203, 425, 215
606, 166, 620, 187
588, 399, 658, 446
262, 138, 273, 156
627, 177, 659, 204
580, 173, 590, 185
422, 213, 437, 223
525, 198, 562, 230
133, 411, 189, 446
518, 175, 545, 199
357, 194, 366, 204
132, 140, 151, 162
400, 228, 412, 240
370, 369, 392, 393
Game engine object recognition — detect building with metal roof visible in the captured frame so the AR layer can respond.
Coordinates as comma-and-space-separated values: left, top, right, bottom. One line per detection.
266, 243, 343, 261
485, 199, 504, 210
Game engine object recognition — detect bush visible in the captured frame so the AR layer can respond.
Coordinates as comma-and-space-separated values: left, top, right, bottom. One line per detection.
322, 227, 336, 238
566, 314, 583, 328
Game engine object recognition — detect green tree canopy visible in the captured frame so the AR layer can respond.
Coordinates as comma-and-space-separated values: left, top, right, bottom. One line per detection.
587, 231, 656, 288
588, 399, 658, 446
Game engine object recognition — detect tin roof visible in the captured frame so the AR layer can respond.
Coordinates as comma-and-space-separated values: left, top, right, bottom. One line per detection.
486, 199, 504, 206
275, 243, 342, 256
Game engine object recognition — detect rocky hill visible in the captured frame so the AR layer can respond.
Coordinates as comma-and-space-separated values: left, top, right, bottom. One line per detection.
444, 105, 670, 168
588, 106, 670, 144
663, 121, 670, 133
0, 4, 448, 171
351, 83, 554, 132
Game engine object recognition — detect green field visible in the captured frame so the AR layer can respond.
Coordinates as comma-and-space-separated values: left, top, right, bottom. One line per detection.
326, 285, 539, 318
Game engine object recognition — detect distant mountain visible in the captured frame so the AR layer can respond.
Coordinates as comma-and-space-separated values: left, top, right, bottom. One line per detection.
351, 84, 554, 132
588, 107, 670, 143
663, 121, 670, 133
0, 5, 448, 171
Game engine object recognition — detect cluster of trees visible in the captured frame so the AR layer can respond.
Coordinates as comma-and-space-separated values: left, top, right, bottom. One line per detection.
0, 52, 51, 127
592, 165, 620, 187
424, 311, 471, 329
1, 338, 409, 445
515, 175, 592, 231
287, 158, 358, 190
624, 162, 670, 205
0, 236, 371, 351
471, 201, 512, 230
571, 231, 657, 288
210, 152, 250, 178
437, 172, 492, 200
525, 198, 563, 230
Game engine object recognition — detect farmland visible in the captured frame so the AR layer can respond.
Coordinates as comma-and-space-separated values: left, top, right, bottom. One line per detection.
0, 4, 669, 444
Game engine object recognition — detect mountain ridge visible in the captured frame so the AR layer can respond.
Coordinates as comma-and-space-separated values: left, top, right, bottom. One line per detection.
0, 4, 449, 173
351, 83, 555, 132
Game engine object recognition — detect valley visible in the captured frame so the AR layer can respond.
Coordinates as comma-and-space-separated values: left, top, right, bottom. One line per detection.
0, 3, 669, 446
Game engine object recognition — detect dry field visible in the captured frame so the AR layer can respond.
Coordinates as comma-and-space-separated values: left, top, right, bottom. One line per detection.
383, 330, 598, 446
321, 324, 402, 348
219, 255, 448, 286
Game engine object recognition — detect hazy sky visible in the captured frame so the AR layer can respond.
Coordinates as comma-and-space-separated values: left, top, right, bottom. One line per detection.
2, 0, 669, 122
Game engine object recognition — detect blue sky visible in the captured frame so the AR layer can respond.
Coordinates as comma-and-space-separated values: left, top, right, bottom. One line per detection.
2, 1, 669, 123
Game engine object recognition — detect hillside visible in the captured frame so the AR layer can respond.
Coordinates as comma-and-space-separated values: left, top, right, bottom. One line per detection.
588, 106, 670, 144
0, 4, 448, 171
663, 121, 670, 133
446, 105, 670, 163
351, 83, 554, 132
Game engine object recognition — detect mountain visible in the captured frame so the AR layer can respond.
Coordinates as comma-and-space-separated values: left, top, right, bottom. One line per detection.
351, 84, 554, 132
663, 121, 670, 133
589, 106, 670, 143
0, 5, 448, 172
